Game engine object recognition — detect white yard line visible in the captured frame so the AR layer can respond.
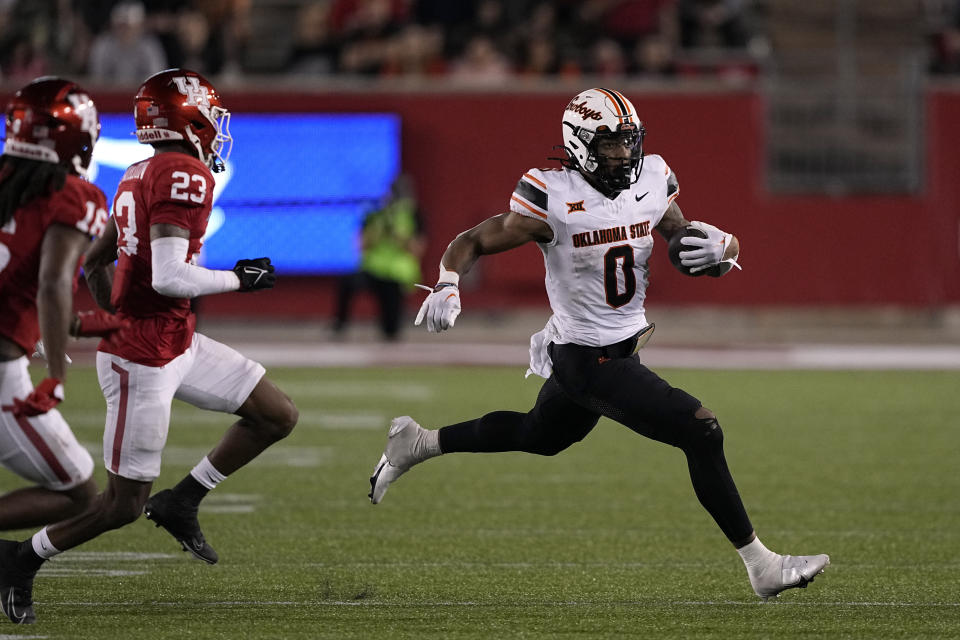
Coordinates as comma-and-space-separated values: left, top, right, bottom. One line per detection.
233, 342, 960, 370
72, 410, 387, 430
273, 380, 434, 400
45, 599, 960, 608
58, 342, 960, 370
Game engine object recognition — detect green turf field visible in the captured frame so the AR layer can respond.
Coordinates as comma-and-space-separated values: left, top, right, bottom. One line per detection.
1, 365, 958, 639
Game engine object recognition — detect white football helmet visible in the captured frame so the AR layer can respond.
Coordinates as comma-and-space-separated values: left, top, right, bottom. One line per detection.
561, 88, 645, 194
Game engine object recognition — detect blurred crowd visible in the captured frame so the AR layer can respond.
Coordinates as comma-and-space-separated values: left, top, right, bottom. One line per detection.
0, 0, 765, 86
927, 0, 960, 74
0, 0, 250, 86
288, 0, 763, 82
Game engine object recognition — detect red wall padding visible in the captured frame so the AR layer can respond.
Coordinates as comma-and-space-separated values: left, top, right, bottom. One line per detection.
14, 87, 957, 316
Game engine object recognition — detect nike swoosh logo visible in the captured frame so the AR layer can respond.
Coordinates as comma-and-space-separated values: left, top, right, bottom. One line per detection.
635, 192, 649, 202
5, 590, 26, 623
369, 459, 387, 500
242, 267, 264, 284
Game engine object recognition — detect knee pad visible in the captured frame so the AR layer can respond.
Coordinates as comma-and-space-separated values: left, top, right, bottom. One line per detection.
674, 416, 724, 452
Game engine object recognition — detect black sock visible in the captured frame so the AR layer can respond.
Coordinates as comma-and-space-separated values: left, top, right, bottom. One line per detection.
172, 475, 209, 507
438, 411, 528, 453
16, 541, 45, 572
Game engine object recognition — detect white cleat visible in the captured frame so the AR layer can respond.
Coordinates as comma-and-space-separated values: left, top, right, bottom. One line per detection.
750, 553, 831, 601
368, 416, 429, 505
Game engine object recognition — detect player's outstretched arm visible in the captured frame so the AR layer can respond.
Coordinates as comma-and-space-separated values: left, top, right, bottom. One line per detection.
149, 223, 246, 298
443, 211, 553, 275
415, 212, 552, 332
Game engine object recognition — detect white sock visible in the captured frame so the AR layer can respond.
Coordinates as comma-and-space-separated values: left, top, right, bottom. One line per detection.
420, 428, 442, 458
737, 537, 779, 573
31, 527, 61, 560
190, 456, 227, 490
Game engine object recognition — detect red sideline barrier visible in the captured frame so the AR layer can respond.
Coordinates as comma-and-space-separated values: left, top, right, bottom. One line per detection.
16, 87, 958, 316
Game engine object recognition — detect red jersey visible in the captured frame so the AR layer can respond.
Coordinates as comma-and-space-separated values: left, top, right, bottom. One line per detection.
98, 152, 214, 366
0, 174, 109, 352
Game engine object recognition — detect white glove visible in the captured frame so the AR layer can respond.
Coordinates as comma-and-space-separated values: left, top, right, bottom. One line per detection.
679, 221, 740, 274
415, 283, 461, 332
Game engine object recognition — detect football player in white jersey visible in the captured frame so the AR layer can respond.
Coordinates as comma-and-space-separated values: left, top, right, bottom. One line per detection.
368, 88, 829, 601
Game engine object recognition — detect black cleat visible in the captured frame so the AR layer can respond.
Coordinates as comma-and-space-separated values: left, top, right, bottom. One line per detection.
144, 490, 219, 565
0, 541, 37, 624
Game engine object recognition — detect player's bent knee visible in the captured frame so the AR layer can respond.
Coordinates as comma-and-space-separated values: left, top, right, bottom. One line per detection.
694, 406, 716, 421
262, 396, 297, 438
101, 495, 145, 529
700, 417, 724, 447
66, 478, 98, 508
527, 441, 570, 456
240, 381, 298, 440
272, 399, 298, 438
674, 414, 724, 452
522, 427, 587, 457
249, 399, 297, 441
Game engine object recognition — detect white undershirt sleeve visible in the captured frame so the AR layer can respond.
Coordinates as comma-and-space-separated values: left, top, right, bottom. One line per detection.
151, 235, 240, 298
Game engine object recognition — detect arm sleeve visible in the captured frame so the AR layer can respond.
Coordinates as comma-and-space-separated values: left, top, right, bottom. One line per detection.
151, 236, 240, 298
666, 165, 679, 205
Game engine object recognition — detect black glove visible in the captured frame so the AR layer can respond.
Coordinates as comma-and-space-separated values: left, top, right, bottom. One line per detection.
233, 257, 276, 291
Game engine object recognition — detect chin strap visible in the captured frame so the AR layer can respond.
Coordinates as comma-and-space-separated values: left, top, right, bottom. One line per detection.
183, 124, 211, 169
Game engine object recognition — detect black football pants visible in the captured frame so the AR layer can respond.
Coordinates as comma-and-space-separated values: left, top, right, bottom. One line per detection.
438, 341, 754, 543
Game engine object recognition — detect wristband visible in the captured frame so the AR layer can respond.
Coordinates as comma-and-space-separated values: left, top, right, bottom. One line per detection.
438, 263, 460, 286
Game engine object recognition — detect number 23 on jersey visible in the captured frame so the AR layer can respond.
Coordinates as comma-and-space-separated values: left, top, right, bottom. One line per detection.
113, 170, 207, 256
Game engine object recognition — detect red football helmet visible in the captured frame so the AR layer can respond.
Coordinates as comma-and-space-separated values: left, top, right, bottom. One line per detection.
134, 68, 232, 173
3, 77, 100, 178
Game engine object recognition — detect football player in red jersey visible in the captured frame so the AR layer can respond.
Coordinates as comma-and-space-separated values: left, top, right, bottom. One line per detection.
0, 69, 298, 625
0, 78, 124, 539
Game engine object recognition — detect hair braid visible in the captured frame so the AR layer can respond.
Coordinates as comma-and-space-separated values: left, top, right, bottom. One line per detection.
0, 156, 68, 228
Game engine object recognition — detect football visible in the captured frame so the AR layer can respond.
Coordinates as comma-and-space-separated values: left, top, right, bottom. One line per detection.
667, 226, 733, 277
669, 226, 708, 276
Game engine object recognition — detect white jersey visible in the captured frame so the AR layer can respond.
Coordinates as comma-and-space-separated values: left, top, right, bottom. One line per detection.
510, 155, 678, 353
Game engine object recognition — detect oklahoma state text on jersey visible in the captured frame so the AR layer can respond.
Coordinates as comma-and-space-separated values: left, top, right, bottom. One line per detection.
509, 155, 679, 347
0, 175, 108, 352
99, 152, 214, 366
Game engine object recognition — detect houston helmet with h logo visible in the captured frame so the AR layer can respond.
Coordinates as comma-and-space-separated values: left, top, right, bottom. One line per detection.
3, 77, 100, 178
560, 88, 646, 194
134, 68, 232, 173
